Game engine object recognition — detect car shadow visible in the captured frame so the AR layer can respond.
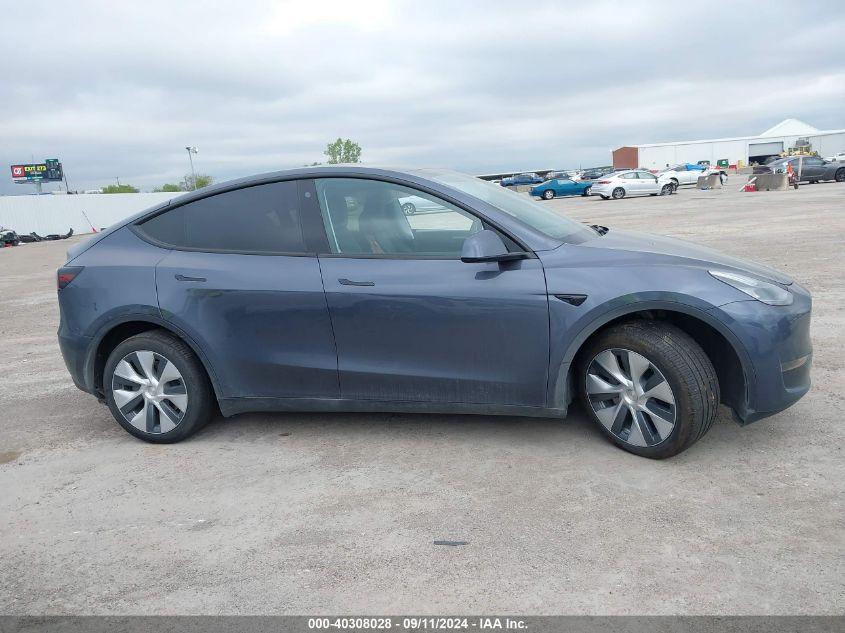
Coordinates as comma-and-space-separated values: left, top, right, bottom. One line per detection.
192, 403, 603, 445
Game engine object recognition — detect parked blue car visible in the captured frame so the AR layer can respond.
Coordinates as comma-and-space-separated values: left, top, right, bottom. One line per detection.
530, 178, 593, 200
57, 166, 812, 458
501, 172, 544, 186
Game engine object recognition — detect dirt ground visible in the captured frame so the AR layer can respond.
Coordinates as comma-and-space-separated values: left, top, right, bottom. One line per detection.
1, 181, 843, 615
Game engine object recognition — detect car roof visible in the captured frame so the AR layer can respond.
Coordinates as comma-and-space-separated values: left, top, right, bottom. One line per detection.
77, 165, 565, 258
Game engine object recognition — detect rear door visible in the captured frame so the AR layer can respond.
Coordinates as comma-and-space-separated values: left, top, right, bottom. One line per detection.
618, 172, 640, 194
136, 180, 339, 401
800, 156, 825, 180
308, 177, 550, 407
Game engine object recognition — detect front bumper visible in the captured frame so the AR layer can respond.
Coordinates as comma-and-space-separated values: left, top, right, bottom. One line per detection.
711, 283, 812, 424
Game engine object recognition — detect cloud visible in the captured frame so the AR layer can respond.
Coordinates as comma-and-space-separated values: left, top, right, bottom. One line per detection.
1, 0, 844, 193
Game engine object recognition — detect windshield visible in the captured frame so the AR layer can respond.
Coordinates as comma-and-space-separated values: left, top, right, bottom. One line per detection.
420, 169, 595, 243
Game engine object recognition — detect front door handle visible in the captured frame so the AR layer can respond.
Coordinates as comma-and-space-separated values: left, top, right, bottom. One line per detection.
175, 274, 207, 282
338, 278, 375, 287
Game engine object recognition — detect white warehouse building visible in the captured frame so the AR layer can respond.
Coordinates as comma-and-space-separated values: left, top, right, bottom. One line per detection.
612, 119, 845, 170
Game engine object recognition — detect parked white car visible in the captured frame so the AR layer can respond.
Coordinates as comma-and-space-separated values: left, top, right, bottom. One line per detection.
590, 170, 676, 200
398, 194, 448, 215
658, 163, 726, 187
824, 151, 845, 163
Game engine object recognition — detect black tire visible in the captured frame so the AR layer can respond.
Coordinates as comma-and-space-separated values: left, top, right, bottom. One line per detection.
611, 187, 625, 200
670, 178, 679, 189
835, 168, 845, 182
402, 202, 416, 215
577, 320, 720, 459
581, 186, 592, 197
542, 189, 555, 200
104, 330, 215, 443
660, 184, 673, 196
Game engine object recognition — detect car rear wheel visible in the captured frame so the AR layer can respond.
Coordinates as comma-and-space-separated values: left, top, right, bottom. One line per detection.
104, 330, 215, 443
581, 186, 592, 197
542, 189, 555, 200
577, 320, 719, 459
835, 168, 845, 182
611, 187, 625, 199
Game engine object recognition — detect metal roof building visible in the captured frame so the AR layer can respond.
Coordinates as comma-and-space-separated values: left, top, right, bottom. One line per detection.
612, 119, 845, 169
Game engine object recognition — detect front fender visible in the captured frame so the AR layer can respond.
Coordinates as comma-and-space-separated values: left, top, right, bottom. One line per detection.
545, 292, 755, 411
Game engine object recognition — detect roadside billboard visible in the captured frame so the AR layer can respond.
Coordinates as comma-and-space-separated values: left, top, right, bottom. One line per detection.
11, 159, 63, 182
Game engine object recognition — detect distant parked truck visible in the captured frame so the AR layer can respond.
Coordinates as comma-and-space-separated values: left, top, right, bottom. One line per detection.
580, 166, 616, 180
500, 173, 545, 187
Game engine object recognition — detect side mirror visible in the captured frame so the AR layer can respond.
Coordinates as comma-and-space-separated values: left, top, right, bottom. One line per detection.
461, 230, 528, 263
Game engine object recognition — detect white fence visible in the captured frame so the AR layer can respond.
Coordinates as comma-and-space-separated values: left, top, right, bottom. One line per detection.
0, 192, 180, 236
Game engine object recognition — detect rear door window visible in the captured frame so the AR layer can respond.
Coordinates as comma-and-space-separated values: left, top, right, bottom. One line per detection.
137, 181, 309, 254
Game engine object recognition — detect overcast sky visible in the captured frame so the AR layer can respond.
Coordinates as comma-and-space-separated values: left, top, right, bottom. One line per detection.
1, 0, 844, 194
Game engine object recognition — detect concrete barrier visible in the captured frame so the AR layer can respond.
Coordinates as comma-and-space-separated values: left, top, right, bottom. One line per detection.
751, 174, 789, 191
503, 184, 535, 193
696, 174, 723, 189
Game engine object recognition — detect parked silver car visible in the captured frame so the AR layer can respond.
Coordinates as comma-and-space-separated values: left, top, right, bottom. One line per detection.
590, 170, 675, 200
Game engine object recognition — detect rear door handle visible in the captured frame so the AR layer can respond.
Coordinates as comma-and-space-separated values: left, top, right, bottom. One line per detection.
175, 274, 206, 282
338, 278, 375, 287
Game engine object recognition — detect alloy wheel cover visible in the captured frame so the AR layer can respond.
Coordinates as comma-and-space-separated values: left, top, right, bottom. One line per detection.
585, 348, 677, 447
111, 350, 189, 434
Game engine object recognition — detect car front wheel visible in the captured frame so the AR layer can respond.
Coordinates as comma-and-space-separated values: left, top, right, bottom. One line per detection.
542, 189, 555, 200
577, 320, 719, 459
104, 330, 215, 443
660, 184, 674, 195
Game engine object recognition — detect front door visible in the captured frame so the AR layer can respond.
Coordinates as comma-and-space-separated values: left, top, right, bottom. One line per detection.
637, 172, 660, 193
308, 177, 551, 407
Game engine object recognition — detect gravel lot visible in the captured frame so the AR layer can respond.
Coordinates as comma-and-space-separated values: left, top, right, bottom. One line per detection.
1, 181, 843, 615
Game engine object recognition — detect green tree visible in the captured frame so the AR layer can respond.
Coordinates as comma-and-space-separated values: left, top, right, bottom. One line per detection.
154, 183, 182, 192
182, 173, 214, 191
324, 138, 362, 164
101, 184, 139, 193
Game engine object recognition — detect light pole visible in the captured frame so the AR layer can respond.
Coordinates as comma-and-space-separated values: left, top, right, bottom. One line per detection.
185, 146, 198, 190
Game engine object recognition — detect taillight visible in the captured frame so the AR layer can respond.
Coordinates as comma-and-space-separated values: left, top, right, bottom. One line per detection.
57, 266, 84, 290
597, 180, 611, 184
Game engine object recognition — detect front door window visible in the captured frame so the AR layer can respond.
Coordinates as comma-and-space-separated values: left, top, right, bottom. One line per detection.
315, 178, 483, 257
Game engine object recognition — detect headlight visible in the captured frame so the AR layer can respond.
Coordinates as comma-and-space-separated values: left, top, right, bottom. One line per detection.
709, 270, 793, 305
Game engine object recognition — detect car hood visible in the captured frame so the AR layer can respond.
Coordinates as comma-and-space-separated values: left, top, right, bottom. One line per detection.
574, 229, 793, 285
